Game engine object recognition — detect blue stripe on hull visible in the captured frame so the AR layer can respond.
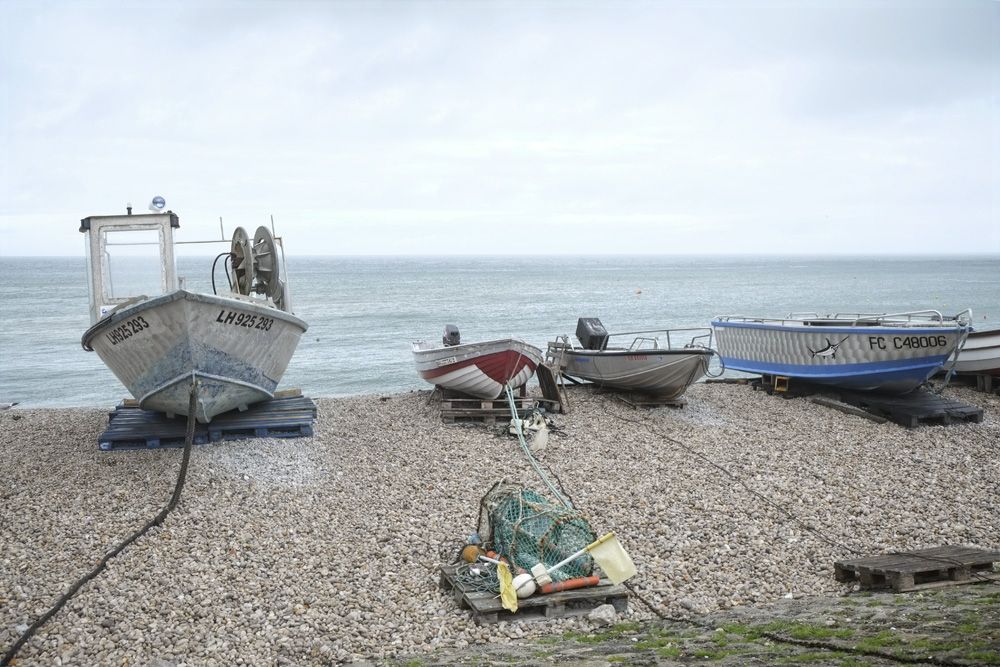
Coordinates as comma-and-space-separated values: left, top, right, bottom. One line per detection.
719, 355, 948, 392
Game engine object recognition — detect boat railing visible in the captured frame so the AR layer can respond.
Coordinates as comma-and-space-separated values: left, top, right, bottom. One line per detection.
839, 310, 944, 325
715, 309, 973, 329
627, 336, 660, 351
550, 327, 714, 353
842, 309, 973, 327
687, 330, 714, 349
713, 315, 767, 324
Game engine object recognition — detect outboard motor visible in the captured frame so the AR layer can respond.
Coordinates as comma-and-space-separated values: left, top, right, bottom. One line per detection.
443, 324, 461, 347
576, 318, 608, 350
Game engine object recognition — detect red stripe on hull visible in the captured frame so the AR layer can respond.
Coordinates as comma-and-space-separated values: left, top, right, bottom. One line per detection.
419, 349, 538, 385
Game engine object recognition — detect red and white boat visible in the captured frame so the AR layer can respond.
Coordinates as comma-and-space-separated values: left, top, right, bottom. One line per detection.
953, 328, 1000, 376
412, 326, 543, 399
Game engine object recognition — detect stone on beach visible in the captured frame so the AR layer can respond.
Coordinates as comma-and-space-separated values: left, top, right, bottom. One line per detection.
0, 383, 998, 664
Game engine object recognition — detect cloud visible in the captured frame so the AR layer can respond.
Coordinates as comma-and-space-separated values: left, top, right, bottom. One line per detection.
1, 0, 997, 256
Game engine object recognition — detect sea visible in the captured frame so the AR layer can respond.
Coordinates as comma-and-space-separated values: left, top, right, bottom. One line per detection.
1, 254, 997, 409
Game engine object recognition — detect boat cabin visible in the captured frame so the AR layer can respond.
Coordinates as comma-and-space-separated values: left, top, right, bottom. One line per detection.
79, 210, 179, 325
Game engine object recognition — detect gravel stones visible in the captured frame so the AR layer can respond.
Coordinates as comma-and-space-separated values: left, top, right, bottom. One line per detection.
1, 384, 998, 664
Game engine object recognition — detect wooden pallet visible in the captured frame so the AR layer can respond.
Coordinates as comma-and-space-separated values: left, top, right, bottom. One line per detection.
834, 546, 1000, 592
835, 389, 984, 428
949, 372, 999, 394
439, 563, 628, 625
438, 395, 558, 425
98, 393, 316, 450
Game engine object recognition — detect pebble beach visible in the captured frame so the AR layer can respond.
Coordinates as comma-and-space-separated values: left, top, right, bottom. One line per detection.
2, 381, 999, 666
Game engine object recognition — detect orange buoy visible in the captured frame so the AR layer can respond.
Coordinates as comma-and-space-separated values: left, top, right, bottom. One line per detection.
539, 576, 600, 594
461, 545, 484, 563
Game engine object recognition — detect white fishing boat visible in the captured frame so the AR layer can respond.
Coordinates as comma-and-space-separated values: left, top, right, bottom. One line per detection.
953, 328, 1000, 376
546, 318, 715, 398
711, 310, 972, 394
80, 201, 308, 422
412, 325, 543, 400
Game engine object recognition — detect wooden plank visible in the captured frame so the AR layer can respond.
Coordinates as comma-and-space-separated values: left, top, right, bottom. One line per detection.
753, 375, 822, 398
440, 397, 543, 411
441, 405, 511, 415
439, 396, 558, 425
837, 545, 999, 571
834, 546, 1000, 591
273, 388, 304, 398
439, 563, 628, 625
892, 556, 1000, 575
894, 572, 1000, 592
810, 397, 890, 424
441, 413, 503, 425
536, 363, 565, 414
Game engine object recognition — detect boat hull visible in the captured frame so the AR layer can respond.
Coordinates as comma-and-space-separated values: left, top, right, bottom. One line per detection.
712, 318, 966, 393
412, 339, 543, 400
549, 342, 712, 398
953, 329, 1000, 376
83, 291, 308, 422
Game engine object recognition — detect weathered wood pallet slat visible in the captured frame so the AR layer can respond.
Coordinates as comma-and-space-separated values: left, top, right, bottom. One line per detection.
439, 563, 628, 625
439, 397, 553, 411
437, 393, 557, 425
535, 363, 566, 414
834, 546, 1000, 592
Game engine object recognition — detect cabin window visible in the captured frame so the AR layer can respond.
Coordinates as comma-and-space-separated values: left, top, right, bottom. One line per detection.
101, 228, 165, 299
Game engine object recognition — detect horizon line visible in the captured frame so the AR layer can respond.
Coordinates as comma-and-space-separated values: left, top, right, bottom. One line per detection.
3, 251, 1000, 259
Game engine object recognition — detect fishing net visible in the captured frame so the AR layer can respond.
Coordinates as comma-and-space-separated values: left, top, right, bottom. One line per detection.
478, 481, 596, 582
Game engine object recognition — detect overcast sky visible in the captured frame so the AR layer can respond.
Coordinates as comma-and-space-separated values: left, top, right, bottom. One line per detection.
1, 0, 997, 256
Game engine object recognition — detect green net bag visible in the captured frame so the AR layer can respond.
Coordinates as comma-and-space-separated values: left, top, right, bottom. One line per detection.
478, 481, 595, 582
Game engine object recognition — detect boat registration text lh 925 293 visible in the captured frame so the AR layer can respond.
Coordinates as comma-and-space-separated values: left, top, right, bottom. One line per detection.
215, 309, 275, 331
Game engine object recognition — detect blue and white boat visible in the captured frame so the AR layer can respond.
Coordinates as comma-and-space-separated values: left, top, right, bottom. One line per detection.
711, 310, 972, 394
